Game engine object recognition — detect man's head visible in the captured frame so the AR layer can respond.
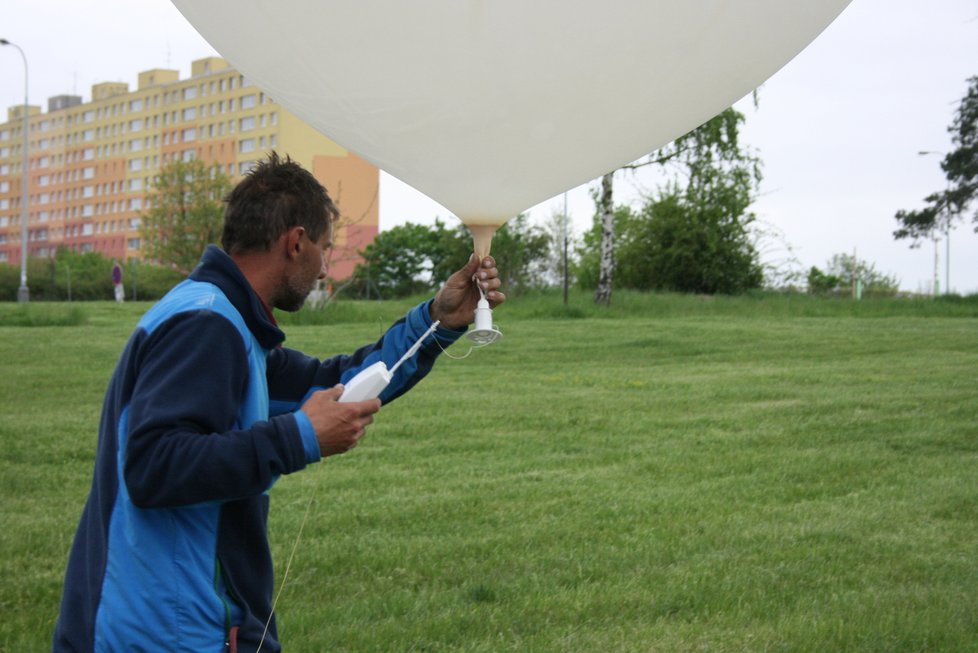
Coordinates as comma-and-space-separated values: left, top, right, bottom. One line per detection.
222, 151, 339, 254
222, 152, 340, 311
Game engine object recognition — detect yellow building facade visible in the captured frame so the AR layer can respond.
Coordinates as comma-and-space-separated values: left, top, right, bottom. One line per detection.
0, 57, 378, 280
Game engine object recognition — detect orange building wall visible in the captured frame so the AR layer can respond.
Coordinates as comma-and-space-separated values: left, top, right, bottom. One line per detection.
313, 153, 380, 281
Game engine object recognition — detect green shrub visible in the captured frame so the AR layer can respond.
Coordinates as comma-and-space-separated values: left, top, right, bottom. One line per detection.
0, 250, 184, 302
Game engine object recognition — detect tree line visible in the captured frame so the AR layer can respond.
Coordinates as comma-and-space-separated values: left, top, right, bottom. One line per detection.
10, 75, 976, 302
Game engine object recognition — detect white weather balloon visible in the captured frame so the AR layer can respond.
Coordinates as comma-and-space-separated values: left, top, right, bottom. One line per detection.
173, 1, 851, 256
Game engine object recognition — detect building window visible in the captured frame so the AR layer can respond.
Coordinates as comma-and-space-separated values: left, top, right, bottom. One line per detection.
239, 116, 255, 132
130, 98, 144, 112
183, 87, 197, 100
182, 128, 197, 142
130, 119, 144, 132
183, 107, 196, 121
241, 94, 257, 110
130, 139, 143, 152
128, 238, 140, 249
239, 138, 256, 153
129, 159, 143, 172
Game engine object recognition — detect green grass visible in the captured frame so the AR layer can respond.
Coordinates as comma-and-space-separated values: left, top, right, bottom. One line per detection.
2, 293, 977, 651
0, 303, 89, 327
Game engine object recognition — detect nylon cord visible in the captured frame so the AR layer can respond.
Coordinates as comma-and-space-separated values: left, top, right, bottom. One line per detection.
256, 494, 315, 652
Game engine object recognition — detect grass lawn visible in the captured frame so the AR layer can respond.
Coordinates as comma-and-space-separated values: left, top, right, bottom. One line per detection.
1, 292, 977, 651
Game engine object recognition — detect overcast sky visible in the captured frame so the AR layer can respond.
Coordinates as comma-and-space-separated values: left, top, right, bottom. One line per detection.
3, 0, 976, 292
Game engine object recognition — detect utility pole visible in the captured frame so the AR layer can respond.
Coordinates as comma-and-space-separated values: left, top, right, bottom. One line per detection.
562, 191, 569, 306
919, 151, 949, 295
1, 38, 30, 301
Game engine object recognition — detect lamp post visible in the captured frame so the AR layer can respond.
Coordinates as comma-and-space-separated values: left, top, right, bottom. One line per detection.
562, 191, 569, 306
1, 38, 30, 302
918, 150, 949, 295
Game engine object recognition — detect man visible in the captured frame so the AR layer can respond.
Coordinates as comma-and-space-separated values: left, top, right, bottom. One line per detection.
52, 152, 505, 652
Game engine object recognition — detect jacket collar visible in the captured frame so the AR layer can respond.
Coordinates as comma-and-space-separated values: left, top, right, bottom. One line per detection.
189, 245, 286, 349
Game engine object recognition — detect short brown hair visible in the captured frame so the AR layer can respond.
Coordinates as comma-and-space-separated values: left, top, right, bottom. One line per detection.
221, 151, 339, 254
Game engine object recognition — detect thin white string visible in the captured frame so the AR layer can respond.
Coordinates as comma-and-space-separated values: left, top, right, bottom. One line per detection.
256, 493, 315, 652
432, 334, 496, 360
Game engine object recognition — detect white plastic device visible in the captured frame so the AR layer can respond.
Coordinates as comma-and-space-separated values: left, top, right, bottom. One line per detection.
338, 321, 441, 402
466, 282, 502, 345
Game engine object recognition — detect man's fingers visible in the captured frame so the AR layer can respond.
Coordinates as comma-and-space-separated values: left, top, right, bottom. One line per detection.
324, 385, 345, 400
350, 398, 381, 416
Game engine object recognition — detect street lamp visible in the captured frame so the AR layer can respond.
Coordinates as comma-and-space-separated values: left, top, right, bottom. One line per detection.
918, 150, 949, 295
1, 38, 30, 302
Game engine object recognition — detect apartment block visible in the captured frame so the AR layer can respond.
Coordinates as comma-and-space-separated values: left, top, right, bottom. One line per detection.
0, 57, 378, 280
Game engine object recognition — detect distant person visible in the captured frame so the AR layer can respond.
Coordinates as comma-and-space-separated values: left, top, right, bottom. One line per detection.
52, 152, 505, 653
111, 261, 124, 302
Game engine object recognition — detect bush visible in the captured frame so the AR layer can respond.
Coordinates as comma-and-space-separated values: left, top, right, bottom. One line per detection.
0, 249, 184, 302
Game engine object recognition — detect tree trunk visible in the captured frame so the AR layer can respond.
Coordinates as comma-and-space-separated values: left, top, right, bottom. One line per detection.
594, 172, 615, 305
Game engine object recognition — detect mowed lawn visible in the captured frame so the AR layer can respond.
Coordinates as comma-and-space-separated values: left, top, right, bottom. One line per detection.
1, 294, 977, 652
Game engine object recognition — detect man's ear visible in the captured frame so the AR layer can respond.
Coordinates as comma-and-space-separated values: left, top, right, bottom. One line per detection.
283, 226, 306, 260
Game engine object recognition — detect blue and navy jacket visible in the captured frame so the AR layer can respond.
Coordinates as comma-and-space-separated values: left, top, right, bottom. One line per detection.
53, 245, 465, 653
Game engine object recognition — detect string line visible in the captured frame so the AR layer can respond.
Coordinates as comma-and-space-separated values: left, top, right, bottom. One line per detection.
256, 494, 315, 652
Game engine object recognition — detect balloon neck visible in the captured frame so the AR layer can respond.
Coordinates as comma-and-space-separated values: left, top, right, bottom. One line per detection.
467, 223, 502, 259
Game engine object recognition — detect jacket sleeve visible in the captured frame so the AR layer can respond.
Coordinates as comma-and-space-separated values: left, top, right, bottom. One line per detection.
267, 300, 466, 415
123, 310, 309, 508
